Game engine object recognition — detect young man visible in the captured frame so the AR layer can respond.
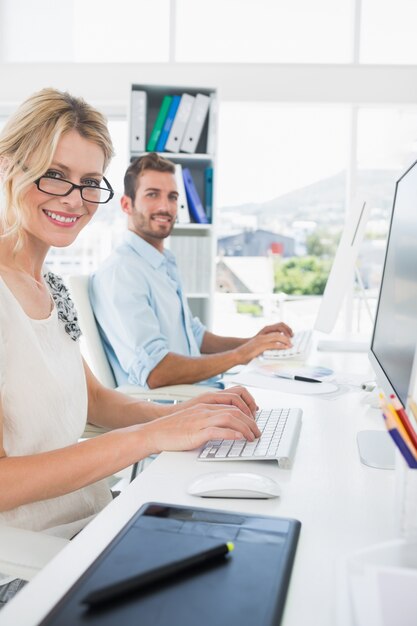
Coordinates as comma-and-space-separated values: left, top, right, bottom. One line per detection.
90, 153, 293, 389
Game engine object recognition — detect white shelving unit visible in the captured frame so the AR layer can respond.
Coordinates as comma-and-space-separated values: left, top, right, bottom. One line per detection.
129, 83, 217, 327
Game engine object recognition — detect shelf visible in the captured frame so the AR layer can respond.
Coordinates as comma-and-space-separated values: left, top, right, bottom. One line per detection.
173, 223, 212, 232
130, 152, 213, 162
129, 82, 217, 328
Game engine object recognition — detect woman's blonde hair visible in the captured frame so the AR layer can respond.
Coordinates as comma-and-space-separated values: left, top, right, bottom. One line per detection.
0, 88, 114, 247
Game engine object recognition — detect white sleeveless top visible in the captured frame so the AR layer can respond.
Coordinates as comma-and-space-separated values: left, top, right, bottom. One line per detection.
0, 275, 112, 540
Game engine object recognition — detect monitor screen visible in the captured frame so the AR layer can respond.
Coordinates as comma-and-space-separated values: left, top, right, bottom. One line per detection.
369, 160, 417, 406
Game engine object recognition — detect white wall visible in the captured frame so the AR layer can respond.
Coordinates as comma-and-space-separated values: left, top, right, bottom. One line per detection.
1, 63, 417, 117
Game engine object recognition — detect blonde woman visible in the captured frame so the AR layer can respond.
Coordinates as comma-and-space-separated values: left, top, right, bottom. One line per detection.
0, 88, 260, 605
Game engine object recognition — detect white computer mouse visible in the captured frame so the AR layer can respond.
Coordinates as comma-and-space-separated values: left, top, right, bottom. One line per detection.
187, 471, 281, 499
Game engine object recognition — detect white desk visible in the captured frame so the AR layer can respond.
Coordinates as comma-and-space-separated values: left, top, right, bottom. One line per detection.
1, 352, 398, 626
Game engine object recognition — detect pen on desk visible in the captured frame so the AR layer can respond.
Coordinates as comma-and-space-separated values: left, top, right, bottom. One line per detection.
82, 541, 234, 608
275, 374, 322, 384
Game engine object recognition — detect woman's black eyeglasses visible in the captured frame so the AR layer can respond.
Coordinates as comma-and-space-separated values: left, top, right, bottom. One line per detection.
34, 176, 114, 204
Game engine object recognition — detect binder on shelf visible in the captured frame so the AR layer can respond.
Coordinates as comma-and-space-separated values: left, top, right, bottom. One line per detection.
180, 93, 211, 154
183, 168, 209, 224
146, 95, 172, 152
204, 167, 213, 222
174, 164, 190, 224
156, 95, 181, 152
130, 90, 147, 153
165, 93, 195, 153
206, 95, 217, 155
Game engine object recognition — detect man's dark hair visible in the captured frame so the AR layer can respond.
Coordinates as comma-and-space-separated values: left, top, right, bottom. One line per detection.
124, 152, 176, 201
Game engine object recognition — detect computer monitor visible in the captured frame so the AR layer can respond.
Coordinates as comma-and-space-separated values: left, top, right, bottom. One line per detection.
313, 198, 371, 351
368, 159, 417, 407
358, 159, 417, 469
314, 199, 370, 334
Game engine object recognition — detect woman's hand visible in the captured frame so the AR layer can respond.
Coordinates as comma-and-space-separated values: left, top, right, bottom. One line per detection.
179, 385, 258, 418
140, 401, 261, 455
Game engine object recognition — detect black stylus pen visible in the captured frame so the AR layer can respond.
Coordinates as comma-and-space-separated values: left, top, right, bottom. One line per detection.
275, 374, 322, 383
82, 541, 234, 608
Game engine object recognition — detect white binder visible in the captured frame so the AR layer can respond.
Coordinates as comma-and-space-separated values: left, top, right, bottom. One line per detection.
180, 93, 210, 154
130, 90, 147, 153
206, 95, 217, 155
174, 163, 190, 224
165, 93, 195, 153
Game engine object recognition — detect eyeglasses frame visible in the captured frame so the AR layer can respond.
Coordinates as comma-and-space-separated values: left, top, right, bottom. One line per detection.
34, 175, 114, 204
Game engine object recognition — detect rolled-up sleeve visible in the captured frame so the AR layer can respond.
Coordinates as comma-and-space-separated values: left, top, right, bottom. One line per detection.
90, 259, 170, 388
190, 315, 206, 349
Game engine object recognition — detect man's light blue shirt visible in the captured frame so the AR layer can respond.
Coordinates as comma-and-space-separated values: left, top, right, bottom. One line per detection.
89, 231, 206, 388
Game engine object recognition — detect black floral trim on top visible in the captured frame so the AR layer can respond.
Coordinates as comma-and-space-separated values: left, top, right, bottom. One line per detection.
44, 272, 82, 342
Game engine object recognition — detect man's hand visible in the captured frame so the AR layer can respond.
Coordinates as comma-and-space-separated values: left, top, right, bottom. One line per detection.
256, 322, 293, 338
234, 330, 293, 364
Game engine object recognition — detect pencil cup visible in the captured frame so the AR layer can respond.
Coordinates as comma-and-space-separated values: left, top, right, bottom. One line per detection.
395, 449, 417, 542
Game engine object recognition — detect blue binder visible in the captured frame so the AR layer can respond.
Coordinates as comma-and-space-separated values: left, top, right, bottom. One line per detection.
182, 168, 209, 224
156, 95, 181, 152
204, 166, 213, 222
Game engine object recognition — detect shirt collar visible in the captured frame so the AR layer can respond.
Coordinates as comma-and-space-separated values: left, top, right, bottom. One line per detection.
123, 230, 175, 269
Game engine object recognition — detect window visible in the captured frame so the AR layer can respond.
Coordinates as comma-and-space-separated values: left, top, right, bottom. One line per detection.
176, 0, 352, 63
0, 0, 170, 62
360, 0, 417, 64
356, 107, 417, 290
217, 103, 349, 206
215, 103, 350, 331
73, 0, 170, 62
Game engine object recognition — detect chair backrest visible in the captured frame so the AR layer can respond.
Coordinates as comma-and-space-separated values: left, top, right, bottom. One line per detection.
68, 275, 117, 389
68, 276, 217, 403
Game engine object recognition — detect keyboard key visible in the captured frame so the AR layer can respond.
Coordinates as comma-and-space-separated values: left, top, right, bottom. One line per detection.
230, 441, 246, 453
199, 446, 213, 458
241, 443, 258, 457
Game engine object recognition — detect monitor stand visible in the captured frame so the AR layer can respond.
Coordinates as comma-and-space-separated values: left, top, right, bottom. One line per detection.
356, 430, 395, 469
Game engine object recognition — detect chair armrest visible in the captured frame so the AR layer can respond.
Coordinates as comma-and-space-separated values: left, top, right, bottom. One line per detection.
82, 423, 110, 438
115, 384, 219, 402
0, 527, 69, 581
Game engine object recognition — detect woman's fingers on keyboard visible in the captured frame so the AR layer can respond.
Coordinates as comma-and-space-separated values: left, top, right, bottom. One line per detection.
202, 410, 261, 440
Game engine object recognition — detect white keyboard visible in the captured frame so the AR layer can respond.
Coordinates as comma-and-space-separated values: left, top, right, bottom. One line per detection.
263, 329, 313, 360
198, 407, 302, 469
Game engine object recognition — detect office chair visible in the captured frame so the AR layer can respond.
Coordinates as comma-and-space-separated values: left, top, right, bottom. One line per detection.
0, 527, 69, 582
67, 275, 212, 421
